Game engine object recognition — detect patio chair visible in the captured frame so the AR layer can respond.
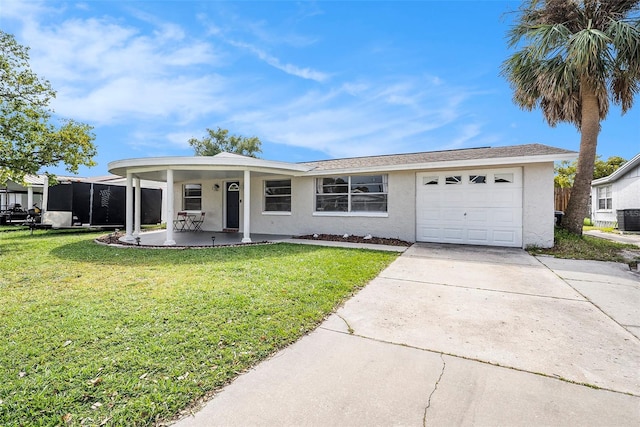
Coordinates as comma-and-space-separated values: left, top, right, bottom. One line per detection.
173, 211, 188, 231
191, 212, 205, 232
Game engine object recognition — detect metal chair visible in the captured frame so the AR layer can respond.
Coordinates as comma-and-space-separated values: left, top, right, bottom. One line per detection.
191, 212, 205, 232
173, 211, 188, 231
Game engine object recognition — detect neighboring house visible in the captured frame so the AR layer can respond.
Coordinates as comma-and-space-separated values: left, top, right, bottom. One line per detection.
109, 143, 575, 249
591, 152, 640, 228
1, 174, 166, 228
1, 174, 46, 211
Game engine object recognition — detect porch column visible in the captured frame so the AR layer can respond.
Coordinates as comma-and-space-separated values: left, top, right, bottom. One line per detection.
123, 172, 135, 242
242, 169, 251, 243
134, 177, 141, 236
27, 185, 33, 209
42, 175, 48, 213
164, 169, 176, 246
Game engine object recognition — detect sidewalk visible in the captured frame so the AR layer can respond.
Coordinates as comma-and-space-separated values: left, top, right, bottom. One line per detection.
584, 229, 640, 247
173, 244, 640, 426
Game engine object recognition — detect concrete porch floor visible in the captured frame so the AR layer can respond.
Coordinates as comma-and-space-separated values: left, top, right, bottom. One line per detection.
126, 229, 293, 247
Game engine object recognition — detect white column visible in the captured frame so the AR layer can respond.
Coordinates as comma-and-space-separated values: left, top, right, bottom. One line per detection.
42, 175, 49, 213
242, 169, 252, 243
123, 172, 135, 242
134, 177, 141, 236
27, 185, 33, 209
164, 169, 176, 246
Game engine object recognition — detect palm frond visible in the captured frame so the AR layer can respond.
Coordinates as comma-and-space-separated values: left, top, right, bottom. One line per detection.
503, 0, 640, 126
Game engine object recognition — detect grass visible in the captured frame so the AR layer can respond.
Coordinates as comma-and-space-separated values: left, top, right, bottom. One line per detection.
527, 227, 640, 267
0, 229, 398, 426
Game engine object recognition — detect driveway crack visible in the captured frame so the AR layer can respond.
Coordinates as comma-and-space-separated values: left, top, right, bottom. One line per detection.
423, 353, 446, 426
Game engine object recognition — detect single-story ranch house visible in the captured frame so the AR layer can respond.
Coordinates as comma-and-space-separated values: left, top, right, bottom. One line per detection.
591, 152, 640, 229
108, 143, 576, 248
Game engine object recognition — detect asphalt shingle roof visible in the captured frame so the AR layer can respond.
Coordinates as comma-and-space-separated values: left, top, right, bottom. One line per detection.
300, 143, 576, 171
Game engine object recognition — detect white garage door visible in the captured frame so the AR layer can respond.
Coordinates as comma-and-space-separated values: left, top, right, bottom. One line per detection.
416, 168, 523, 247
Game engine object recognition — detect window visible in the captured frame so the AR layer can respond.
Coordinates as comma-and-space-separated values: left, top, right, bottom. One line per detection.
264, 179, 291, 212
423, 176, 439, 185
315, 175, 387, 212
597, 186, 612, 210
183, 184, 202, 210
494, 173, 514, 183
445, 175, 462, 184
469, 175, 486, 184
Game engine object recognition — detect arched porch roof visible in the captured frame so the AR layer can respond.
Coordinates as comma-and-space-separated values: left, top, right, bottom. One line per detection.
107, 152, 312, 182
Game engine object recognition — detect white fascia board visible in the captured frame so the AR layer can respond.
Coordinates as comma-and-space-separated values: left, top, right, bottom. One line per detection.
302, 153, 577, 176
592, 152, 640, 186
108, 156, 312, 177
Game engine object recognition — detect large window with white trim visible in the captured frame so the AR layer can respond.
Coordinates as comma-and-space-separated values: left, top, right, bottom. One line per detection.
264, 179, 291, 212
315, 175, 388, 213
183, 184, 202, 210
597, 185, 612, 210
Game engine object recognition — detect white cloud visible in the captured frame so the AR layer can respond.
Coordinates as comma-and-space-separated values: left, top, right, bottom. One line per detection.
12, 11, 224, 126
56, 74, 228, 125
228, 40, 329, 82
2, 1, 491, 163
230, 77, 478, 158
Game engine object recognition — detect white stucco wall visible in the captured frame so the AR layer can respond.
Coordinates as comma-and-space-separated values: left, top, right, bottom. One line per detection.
172, 178, 222, 231
249, 171, 416, 242
522, 162, 555, 248
169, 163, 556, 248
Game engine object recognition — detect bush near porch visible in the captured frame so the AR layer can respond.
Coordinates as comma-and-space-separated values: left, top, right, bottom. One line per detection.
0, 230, 397, 425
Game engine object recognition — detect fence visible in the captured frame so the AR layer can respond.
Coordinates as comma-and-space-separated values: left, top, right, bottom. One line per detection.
554, 187, 571, 212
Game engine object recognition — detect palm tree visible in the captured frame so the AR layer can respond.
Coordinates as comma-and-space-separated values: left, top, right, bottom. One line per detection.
502, 0, 640, 236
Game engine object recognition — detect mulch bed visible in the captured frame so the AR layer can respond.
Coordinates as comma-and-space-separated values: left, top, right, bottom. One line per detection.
95, 231, 271, 249
96, 232, 411, 248
295, 233, 411, 247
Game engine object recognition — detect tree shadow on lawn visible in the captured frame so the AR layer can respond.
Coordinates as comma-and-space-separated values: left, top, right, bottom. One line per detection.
49, 238, 362, 267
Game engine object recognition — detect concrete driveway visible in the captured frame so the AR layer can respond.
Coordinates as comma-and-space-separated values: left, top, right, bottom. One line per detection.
174, 244, 640, 426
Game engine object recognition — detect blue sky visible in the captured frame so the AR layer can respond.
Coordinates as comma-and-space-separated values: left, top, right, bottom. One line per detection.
2, 0, 638, 177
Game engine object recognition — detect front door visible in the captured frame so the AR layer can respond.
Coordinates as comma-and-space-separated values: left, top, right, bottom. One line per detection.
225, 181, 240, 229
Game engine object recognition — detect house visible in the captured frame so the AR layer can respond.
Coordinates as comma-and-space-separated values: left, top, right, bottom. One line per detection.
1, 174, 165, 228
591, 152, 640, 229
1, 174, 45, 212
107, 143, 576, 248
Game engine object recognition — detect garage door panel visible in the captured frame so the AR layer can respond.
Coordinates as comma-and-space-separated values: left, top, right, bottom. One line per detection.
466, 190, 491, 205
416, 168, 523, 248
420, 208, 441, 222
493, 208, 522, 225
467, 228, 488, 242
418, 226, 441, 240
442, 208, 465, 223
493, 229, 518, 245
491, 189, 521, 205
466, 209, 488, 223
442, 228, 464, 242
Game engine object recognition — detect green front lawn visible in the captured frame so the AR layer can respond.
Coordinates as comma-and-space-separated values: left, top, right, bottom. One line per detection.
0, 230, 398, 426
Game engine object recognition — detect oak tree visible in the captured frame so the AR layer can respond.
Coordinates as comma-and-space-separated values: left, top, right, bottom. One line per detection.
0, 31, 96, 184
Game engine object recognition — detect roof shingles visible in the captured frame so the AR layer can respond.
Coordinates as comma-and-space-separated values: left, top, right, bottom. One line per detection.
300, 143, 576, 171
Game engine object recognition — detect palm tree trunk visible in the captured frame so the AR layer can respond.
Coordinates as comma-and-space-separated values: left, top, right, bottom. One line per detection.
563, 80, 600, 236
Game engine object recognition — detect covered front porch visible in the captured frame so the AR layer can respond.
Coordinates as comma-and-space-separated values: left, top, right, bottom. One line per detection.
108, 152, 312, 246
